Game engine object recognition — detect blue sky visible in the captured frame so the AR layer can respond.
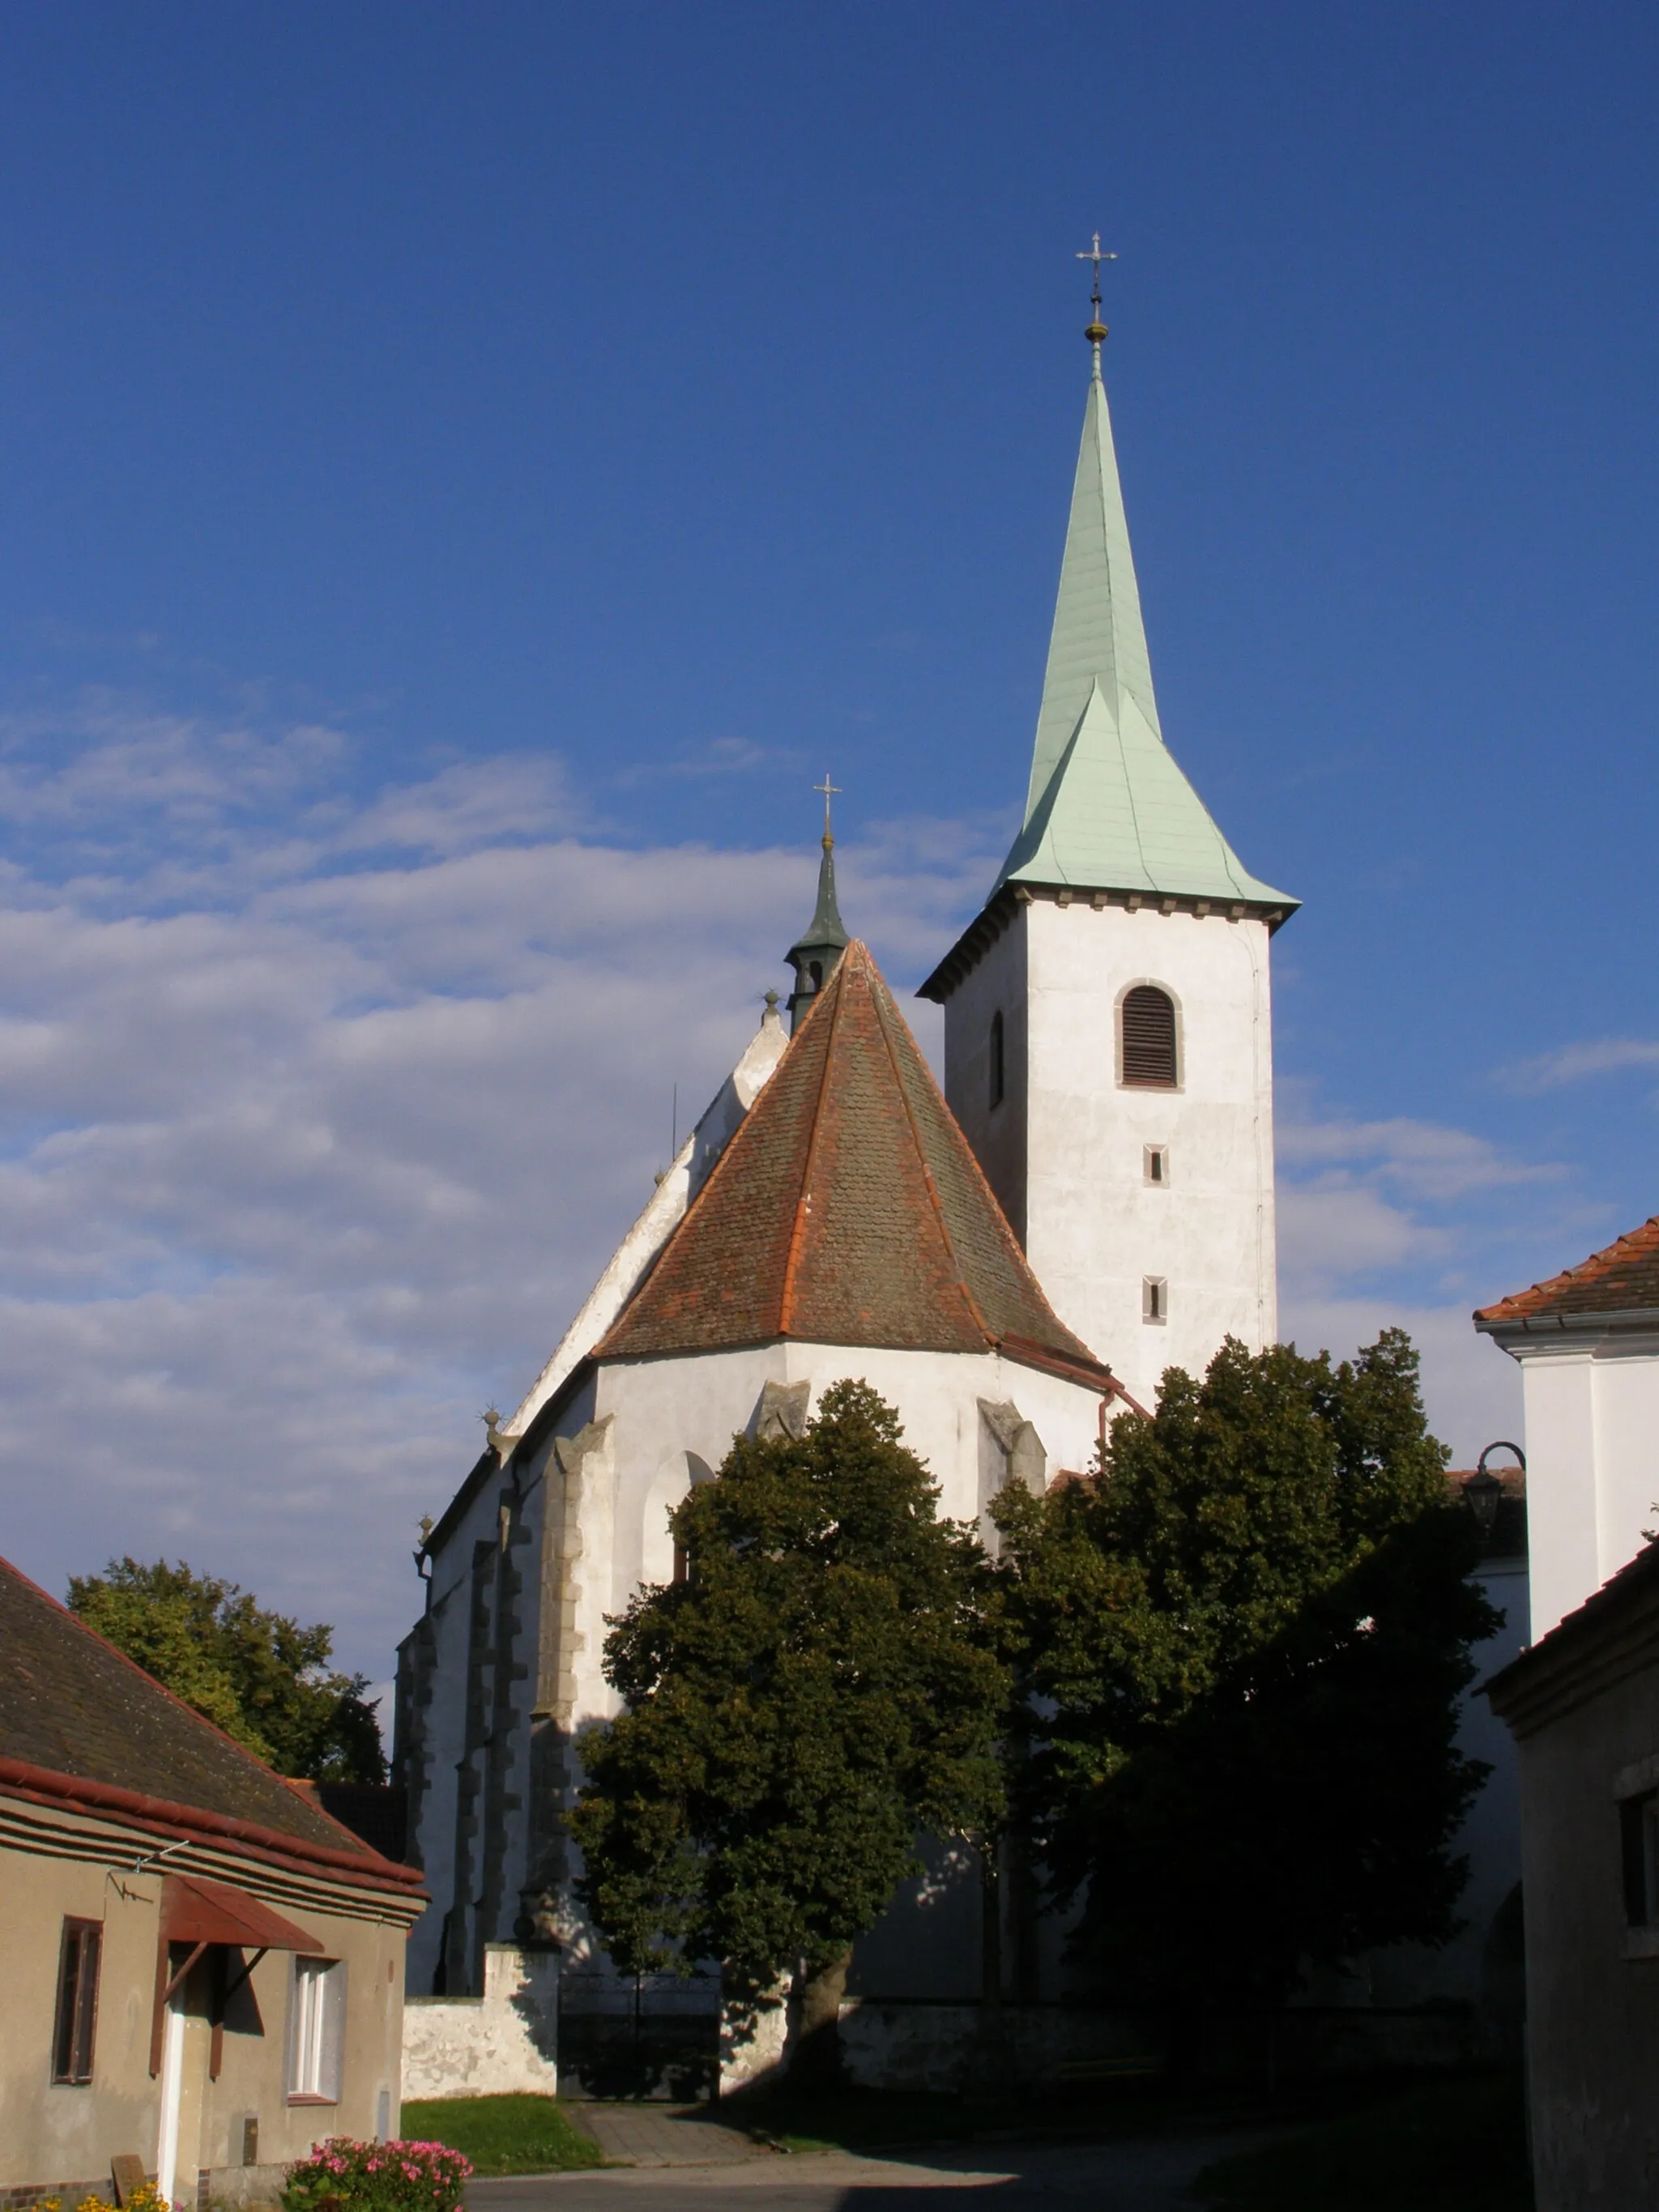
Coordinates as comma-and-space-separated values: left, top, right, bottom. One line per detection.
1, 4, 1655, 1675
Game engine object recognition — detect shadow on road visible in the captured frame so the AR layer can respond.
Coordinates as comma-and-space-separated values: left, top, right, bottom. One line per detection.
467, 2125, 1275, 2210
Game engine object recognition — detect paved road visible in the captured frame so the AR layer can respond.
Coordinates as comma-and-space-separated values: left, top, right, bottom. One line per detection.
469, 2128, 1270, 2211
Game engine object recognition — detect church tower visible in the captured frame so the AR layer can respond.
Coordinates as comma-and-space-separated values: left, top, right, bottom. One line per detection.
919, 266, 1296, 1410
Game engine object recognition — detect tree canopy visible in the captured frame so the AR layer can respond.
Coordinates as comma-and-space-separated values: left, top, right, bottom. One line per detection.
67, 1557, 386, 1784
571, 1380, 1005, 2050
992, 1330, 1498, 2008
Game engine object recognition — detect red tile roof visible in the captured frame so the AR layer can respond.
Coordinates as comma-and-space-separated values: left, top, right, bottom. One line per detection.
1475, 1215, 1659, 1328
0, 1555, 423, 1893
599, 940, 1111, 1385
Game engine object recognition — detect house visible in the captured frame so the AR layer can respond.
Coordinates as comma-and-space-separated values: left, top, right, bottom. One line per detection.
1476, 1213, 1659, 1638
394, 313, 1298, 2085
0, 1554, 426, 2206
1486, 1539, 1659, 2210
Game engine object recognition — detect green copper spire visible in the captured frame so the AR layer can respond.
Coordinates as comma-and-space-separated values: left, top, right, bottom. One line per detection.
785, 776, 851, 1030
996, 349, 1295, 911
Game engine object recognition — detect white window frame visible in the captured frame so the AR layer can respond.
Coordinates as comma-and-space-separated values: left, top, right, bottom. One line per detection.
1142, 1276, 1168, 1325
288, 1956, 347, 2103
1144, 1144, 1170, 1187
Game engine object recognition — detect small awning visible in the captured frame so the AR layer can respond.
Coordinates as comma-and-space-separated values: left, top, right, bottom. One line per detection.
161, 1873, 322, 1954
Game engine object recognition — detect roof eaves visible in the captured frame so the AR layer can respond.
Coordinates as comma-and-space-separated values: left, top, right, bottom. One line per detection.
1486, 1542, 1659, 1737
996, 1332, 1119, 1395
1475, 1304, 1659, 1338
917, 887, 1023, 1005
918, 880, 1298, 1006
0, 1756, 426, 1897
0, 1557, 387, 1866
422, 1355, 599, 1562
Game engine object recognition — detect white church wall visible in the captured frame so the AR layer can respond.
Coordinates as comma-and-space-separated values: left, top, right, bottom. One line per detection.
940, 910, 1030, 1243
406, 1337, 1106, 2010
403, 1566, 467, 1996
593, 1339, 1103, 1604
845, 1835, 983, 2001
1363, 1553, 1527, 2024
404, 1444, 530, 1997
1021, 898, 1277, 1410
1515, 1332, 1659, 1638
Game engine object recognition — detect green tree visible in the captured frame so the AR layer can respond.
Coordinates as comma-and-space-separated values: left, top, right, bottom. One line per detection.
570, 1380, 1006, 2077
67, 1558, 386, 1784
993, 1330, 1498, 2011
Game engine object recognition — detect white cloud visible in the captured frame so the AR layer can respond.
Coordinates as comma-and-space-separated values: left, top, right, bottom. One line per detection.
1277, 1114, 1560, 1202
1277, 1178, 1438, 1283
1503, 1037, 1659, 1091
340, 757, 578, 856
0, 704, 992, 1674
0, 696, 1570, 1673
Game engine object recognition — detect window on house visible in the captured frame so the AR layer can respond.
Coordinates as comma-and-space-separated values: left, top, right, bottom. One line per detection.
288, 1957, 347, 2103
1622, 1791, 1659, 1927
51, 1919, 101, 2085
1142, 1276, 1168, 1325
1121, 986, 1178, 1088
1144, 1144, 1170, 1185
988, 1012, 1005, 1110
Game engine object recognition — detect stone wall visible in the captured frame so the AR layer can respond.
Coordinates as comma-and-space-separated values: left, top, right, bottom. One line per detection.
402, 1945, 559, 2100
835, 1999, 1482, 2095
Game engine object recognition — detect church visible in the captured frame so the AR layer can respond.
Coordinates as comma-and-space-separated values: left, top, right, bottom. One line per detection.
394, 295, 1299, 2085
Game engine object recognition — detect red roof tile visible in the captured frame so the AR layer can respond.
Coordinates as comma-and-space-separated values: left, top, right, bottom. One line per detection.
598, 940, 1111, 1383
0, 1554, 419, 1889
1475, 1216, 1659, 1327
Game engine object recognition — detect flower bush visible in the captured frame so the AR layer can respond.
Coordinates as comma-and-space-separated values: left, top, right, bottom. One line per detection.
280, 2139, 471, 2212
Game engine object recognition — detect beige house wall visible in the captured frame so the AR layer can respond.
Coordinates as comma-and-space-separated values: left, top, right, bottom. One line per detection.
0, 1801, 415, 2194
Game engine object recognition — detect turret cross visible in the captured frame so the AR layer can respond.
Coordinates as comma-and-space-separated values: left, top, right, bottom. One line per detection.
1076, 232, 1117, 367
813, 772, 842, 846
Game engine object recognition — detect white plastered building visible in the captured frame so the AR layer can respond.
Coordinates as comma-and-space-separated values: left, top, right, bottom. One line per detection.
1477, 1217, 1659, 1639
397, 936, 1116, 2049
395, 339, 1300, 2080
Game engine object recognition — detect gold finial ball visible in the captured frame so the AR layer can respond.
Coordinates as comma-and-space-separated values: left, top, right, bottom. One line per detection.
1085, 319, 1108, 344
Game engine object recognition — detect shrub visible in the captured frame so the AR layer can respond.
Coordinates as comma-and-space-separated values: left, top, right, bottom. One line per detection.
280, 2139, 471, 2212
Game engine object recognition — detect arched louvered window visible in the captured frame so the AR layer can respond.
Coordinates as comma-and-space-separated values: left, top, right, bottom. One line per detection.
1120, 985, 1178, 1089
988, 1011, 1005, 1110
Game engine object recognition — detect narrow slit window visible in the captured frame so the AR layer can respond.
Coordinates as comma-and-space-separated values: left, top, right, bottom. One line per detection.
1121, 987, 1178, 1088
988, 1012, 1005, 1110
52, 1919, 101, 2085
1142, 1276, 1168, 1325
1623, 1792, 1659, 1928
1145, 1144, 1170, 1186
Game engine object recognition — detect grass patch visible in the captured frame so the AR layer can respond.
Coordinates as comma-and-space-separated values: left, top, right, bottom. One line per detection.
1196, 2074, 1533, 2210
399, 2094, 605, 2176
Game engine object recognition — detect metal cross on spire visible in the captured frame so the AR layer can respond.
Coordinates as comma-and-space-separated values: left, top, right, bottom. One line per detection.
813, 773, 842, 848
1077, 232, 1117, 373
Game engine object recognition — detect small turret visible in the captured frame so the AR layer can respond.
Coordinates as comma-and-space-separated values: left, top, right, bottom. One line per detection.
785, 778, 850, 1031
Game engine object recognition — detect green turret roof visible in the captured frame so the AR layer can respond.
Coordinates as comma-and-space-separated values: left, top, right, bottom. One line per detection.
995, 365, 1295, 910
788, 836, 850, 965
784, 833, 851, 1030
